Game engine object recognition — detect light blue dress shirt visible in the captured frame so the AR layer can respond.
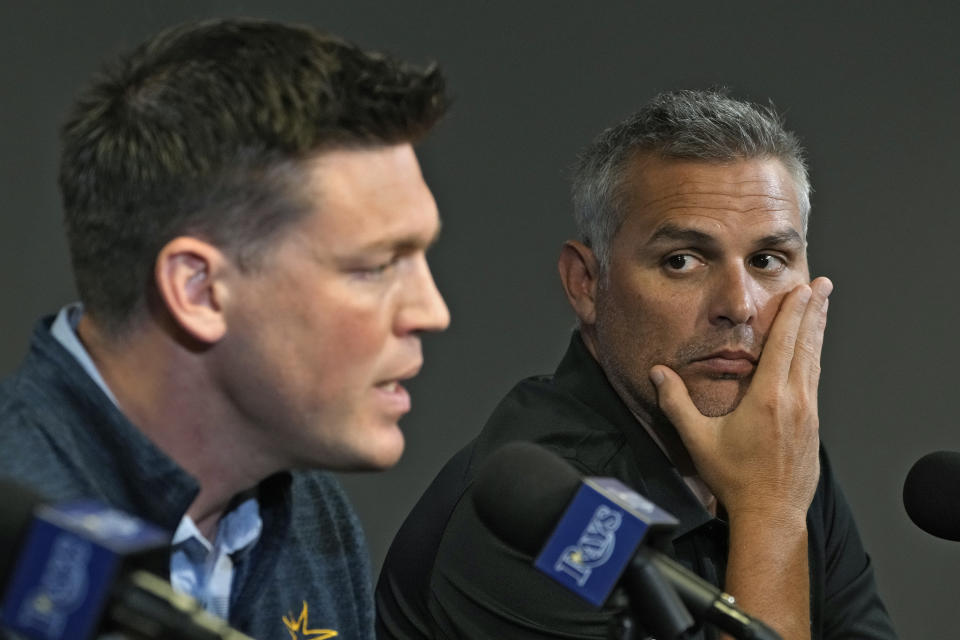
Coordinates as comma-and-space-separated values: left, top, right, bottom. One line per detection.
50, 303, 262, 620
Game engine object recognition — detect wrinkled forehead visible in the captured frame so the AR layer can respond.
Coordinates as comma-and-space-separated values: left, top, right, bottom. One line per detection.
616, 154, 805, 238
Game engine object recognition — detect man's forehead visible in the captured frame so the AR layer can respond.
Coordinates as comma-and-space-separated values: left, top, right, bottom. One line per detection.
623, 155, 799, 205
290, 144, 441, 254
304, 144, 423, 198
617, 155, 805, 238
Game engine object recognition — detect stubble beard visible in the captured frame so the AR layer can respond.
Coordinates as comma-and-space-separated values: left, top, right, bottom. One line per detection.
599, 324, 763, 422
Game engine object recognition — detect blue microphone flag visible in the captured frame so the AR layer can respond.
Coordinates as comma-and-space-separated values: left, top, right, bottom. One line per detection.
1, 500, 168, 640
533, 477, 678, 606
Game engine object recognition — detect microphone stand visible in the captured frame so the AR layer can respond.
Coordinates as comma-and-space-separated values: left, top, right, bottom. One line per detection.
608, 547, 697, 640
608, 547, 784, 640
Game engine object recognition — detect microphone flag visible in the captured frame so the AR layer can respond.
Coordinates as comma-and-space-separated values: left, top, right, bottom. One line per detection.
533, 476, 678, 606
1, 499, 168, 640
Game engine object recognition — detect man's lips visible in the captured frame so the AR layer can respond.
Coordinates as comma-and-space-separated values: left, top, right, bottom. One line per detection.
698, 349, 758, 363
689, 349, 758, 376
376, 360, 423, 386
373, 362, 423, 413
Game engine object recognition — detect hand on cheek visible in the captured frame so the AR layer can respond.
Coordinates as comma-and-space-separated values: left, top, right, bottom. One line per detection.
649, 276, 833, 523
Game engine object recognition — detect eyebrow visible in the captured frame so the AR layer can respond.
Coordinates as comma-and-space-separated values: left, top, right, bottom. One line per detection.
756, 229, 805, 248
359, 218, 443, 254
647, 223, 804, 250
648, 224, 716, 247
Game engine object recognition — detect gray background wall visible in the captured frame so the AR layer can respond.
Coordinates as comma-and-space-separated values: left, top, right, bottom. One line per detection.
1, 2, 956, 636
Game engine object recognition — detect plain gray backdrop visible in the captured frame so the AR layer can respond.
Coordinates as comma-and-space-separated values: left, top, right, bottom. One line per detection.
1, 2, 956, 636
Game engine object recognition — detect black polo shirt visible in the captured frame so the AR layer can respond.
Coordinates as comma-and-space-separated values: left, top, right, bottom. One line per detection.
376, 332, 896, 639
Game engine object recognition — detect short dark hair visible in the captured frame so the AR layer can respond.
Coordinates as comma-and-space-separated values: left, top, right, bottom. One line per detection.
571, 89, 809, 269
60, 18, 449, 333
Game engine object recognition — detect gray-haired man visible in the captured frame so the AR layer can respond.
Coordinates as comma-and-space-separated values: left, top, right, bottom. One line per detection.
377, 90, 896, 640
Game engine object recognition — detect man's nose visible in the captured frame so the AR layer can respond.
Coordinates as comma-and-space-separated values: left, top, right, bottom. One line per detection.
395, 254, 451, 335
708, 263, 758, 327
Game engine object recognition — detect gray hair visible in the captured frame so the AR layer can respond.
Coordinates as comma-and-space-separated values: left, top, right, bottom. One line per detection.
571, 89, 810, 269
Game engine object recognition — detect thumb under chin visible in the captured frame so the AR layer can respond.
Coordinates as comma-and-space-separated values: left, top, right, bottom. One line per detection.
649, 365, 699, 425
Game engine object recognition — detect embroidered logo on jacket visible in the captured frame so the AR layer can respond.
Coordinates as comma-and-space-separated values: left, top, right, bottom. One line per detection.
282, 601, 337, 640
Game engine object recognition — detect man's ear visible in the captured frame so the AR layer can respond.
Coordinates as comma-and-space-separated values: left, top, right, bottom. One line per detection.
557, 240, 602, 326
154, 236, 231, 344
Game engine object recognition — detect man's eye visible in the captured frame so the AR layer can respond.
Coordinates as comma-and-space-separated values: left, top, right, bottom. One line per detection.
664, 254, 702, 272
353, 261, 394, 279
749, 254, 786, 272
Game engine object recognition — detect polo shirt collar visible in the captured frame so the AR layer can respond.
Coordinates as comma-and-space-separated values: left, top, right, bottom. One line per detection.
553, 331, 715, 541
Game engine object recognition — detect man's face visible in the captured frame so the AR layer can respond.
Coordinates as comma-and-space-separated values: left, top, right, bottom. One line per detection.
587, 155, 810, 418
218, 144, 449, 471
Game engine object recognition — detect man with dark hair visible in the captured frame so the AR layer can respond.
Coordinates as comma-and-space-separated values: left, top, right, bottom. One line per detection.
377, 90, 897, 639
0, 18, 450, 639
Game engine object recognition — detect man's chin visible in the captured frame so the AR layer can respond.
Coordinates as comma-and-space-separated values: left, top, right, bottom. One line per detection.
354, 425, 407, 470
310, 423, 406, 472
687, 379, 748, 417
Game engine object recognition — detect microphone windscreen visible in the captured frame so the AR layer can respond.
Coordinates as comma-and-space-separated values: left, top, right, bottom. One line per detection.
472, 441, 580, 555
0, 480, 46, 585
903, 451, 960, 541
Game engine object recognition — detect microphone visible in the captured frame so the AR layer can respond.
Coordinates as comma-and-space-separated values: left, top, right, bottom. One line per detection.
472, 441, 782, 640
0, 479, 255, 640
903, 451, 960, 541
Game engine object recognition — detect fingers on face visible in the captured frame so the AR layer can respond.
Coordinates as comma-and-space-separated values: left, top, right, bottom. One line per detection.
755, 283, 813, 384
789, 277, 833, 386
756, 277, 833, 387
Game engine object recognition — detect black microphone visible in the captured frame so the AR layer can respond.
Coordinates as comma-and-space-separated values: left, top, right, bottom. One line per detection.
903, 451, 960, 541
0, 479, 255, 640
472, 441, 782, 640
